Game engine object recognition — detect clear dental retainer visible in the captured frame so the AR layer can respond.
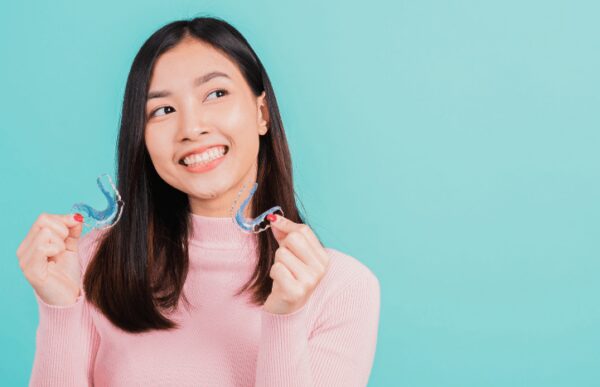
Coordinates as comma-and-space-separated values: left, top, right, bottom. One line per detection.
71, 173, 124, 232
229, 180, 284, 234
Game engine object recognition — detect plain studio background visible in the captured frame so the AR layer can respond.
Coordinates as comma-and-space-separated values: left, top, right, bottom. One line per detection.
1, 1, 599, 386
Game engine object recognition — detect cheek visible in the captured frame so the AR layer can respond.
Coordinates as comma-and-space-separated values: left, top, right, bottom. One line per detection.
219, 99, 245, 125
230, 131, 260, 163
219, 97, 258, 131
145, 132, 173, 168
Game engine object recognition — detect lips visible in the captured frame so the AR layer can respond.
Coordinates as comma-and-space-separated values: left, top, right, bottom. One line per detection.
178, 145, 229, 164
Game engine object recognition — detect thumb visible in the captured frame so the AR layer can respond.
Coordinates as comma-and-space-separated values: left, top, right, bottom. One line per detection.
268, 214, 287, 243
62, 213, 84, 239
270, 224, 286, 243
70, 221, 83, 239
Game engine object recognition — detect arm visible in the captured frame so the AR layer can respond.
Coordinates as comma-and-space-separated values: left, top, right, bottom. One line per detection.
29, 290, 100, 387
29, 230, 101, 387
255, 270, 381, 387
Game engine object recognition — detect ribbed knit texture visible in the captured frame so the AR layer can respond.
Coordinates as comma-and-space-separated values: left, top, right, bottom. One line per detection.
29, 213, 380, 386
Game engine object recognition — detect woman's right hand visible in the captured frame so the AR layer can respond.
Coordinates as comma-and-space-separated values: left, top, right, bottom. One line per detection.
16, 213, 85, 306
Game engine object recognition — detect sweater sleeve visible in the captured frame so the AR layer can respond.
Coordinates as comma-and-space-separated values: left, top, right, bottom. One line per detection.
255, 270, 381, 387
29, 231, 102, 387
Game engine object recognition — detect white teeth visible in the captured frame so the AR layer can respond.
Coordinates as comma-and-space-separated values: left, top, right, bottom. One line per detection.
183, 146, 226, 166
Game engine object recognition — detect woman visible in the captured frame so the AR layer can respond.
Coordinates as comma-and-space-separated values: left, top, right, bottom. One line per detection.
18, 16, 380, 387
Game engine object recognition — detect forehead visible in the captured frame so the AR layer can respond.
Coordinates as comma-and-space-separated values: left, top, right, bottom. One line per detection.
148, 37, 242, 87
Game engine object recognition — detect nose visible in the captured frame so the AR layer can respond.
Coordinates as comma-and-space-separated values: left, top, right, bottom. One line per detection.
176, 103, 210, 141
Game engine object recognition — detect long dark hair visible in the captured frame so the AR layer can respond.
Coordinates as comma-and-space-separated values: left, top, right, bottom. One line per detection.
83, 16, 315, 333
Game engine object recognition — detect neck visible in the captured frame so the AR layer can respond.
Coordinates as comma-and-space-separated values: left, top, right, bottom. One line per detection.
188, 160, 258, 218
188, 211, 258, 250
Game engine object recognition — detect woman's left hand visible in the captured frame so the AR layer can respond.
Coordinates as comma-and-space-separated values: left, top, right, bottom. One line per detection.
263, 214, 331, 315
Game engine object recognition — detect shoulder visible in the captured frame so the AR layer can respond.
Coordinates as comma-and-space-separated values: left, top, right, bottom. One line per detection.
304, 247, 380, 329
314, 247, 380, 302
324, 247, 379, 286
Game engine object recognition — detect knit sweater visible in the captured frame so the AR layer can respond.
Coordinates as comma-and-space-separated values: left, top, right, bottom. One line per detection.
29, 213, 381, 387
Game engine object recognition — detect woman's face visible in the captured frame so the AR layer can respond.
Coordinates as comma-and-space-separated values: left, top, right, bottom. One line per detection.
144, 36, 269, 217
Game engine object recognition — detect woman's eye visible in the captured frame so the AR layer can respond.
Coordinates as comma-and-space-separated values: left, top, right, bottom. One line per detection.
148, 89, 228, 118
206, 89, 229, 101
149, 106, 174, 118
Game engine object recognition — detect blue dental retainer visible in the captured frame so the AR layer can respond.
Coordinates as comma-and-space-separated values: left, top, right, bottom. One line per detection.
71, 173, 124, 232
230, 181, 284, 234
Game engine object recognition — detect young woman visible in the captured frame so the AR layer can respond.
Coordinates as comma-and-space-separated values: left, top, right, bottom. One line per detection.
18, 16, 380, 387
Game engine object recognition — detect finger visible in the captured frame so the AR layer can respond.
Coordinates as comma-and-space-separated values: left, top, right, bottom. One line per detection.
39, 213, 82, 254
65, 222, 83, 252
270, 262, 301, 301
22, 226, 66, 268
17, 213, 69, 257
20, 227, 65, 279
276, 248, 314, 286
60, 213, 85, 231
271, 218, 329, 269
270, 214, 302, 233
39, 213, 74, 239
65, 235, 80, 253
296, 224, 330, 267
280, 232, 325, 275
21, 213, 77, 254
269, 223, 287, 244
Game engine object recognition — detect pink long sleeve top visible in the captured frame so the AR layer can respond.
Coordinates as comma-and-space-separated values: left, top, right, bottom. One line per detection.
29, 213, 381, 386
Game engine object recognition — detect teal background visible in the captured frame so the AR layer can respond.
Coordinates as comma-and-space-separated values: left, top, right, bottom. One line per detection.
1, 1, 599, 386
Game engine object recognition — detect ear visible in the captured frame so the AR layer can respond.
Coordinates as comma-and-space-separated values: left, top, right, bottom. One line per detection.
257, 91, 270, 135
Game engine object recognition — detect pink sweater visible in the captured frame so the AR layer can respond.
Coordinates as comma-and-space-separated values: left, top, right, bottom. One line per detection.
29, 213, 380, 386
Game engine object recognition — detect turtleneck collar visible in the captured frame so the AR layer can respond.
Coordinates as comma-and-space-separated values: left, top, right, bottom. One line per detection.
188, 212, 259, 250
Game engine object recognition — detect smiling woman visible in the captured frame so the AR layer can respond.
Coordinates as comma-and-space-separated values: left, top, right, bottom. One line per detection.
28, 15, 380, 387
143, 37, 269, 210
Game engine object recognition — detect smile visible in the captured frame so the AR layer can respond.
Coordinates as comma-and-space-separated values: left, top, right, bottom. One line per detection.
180, 145, 229, 166
179, 146, 229, 174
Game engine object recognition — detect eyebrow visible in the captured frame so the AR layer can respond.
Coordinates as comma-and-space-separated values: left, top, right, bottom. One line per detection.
146, 71, 231, 100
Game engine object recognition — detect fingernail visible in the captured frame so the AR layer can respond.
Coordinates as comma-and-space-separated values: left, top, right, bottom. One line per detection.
266, 214, 277, 222
74, 213, 84, 223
